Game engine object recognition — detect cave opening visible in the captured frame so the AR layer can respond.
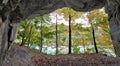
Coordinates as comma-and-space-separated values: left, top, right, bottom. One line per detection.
1, 0, 120, 66
15, 7, 115, 56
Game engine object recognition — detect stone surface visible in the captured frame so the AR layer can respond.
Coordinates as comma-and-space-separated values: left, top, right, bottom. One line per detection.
19, 0, 105, 19
105, 0, 120, 56
3, 45, 120, 66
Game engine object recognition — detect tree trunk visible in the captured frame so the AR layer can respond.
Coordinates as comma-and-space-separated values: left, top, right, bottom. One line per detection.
27, 26, 33, 46
68, 12, 72, 54
20, 22, 31, 46
56, 13, 58, 54
82, 39, 86, 53
92, 29, 99, 53
88, 12, 99, 54
40, 21, 43, 52
20, 33, 25, 46
105, 0, 120, 57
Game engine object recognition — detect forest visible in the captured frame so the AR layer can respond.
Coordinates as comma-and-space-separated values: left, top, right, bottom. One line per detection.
15, 7, 115, 56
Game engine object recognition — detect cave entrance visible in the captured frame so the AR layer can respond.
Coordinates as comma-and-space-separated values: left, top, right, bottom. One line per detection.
1, 0, 120, 65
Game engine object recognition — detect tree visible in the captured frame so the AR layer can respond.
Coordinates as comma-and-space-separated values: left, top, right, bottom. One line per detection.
57, 8, 83, 54
16, 14, 51, 52
92, 28, 98, 53
19, 20, 34, 46
55, 12, 58, 54
88, 15, 99, 53
34, 15, 51, 52
40, 18, 43, 52
68, 10, 72, 54
87, 9, 113, 54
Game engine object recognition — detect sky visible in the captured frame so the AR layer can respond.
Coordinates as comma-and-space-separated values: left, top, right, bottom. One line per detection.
50, 12, 91, 27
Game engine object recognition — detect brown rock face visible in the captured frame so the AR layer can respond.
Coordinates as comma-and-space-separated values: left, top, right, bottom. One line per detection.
3, 45, 120, 66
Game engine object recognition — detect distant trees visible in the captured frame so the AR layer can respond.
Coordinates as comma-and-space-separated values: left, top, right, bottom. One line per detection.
16, 8, 114, 56
17, 14, 51, 51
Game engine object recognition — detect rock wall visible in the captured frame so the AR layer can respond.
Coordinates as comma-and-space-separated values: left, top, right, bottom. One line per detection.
3, 45, 120, 66
18, 0, 105, 19
105, 0, 120, 56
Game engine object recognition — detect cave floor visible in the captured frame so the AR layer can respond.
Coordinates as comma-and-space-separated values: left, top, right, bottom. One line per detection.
3, 44, 120, 66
